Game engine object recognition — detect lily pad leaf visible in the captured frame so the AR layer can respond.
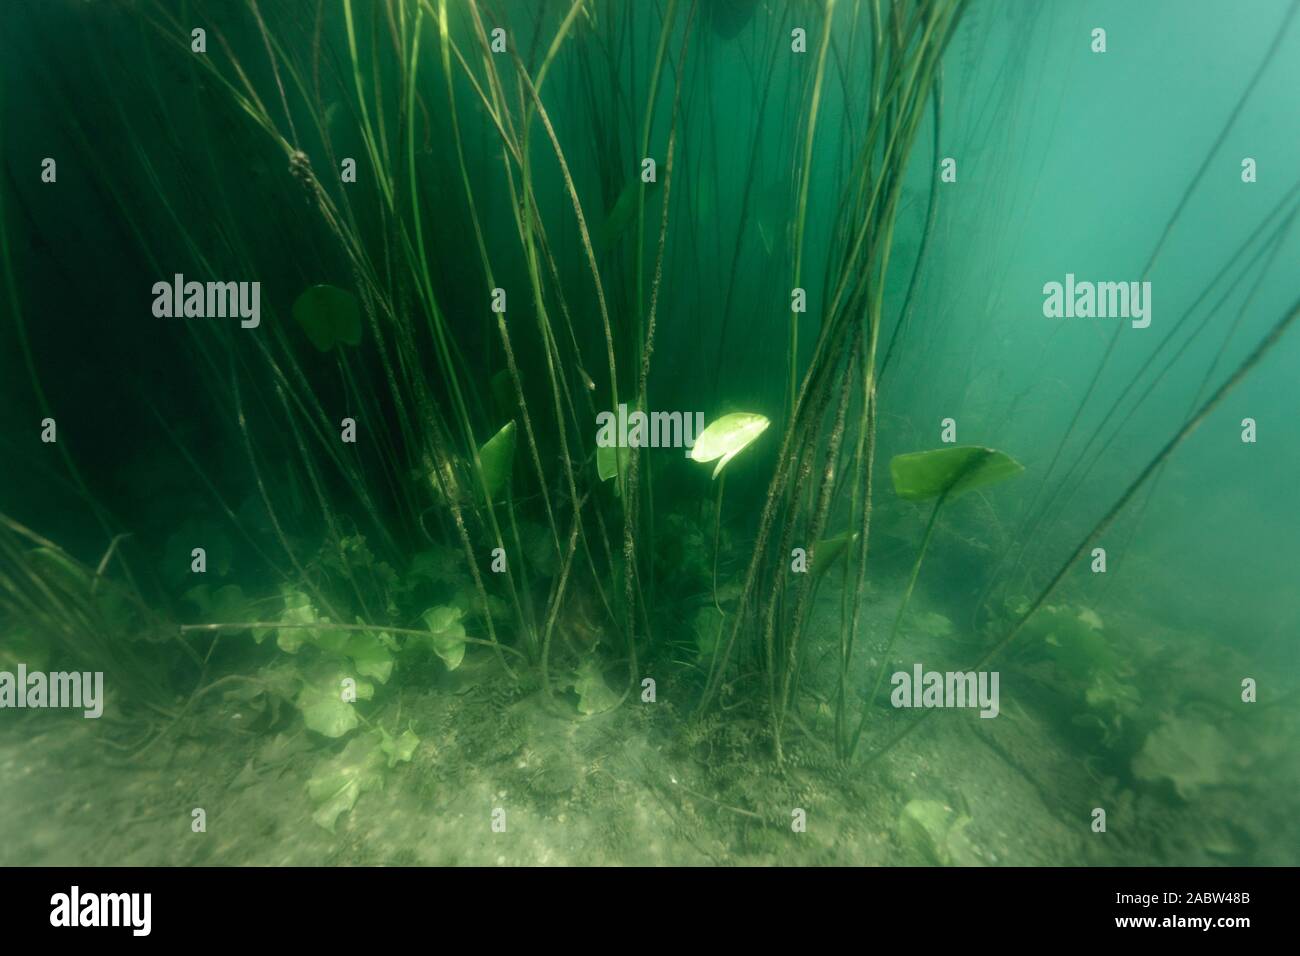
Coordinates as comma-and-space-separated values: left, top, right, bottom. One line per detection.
689, 412, 770, 479
574, 659, 619, 715
292, 284, 362, 352
421, 605, 468, 671
477, 420, 516, 502
889, 446, 1023, 502
306, 734, 386, 832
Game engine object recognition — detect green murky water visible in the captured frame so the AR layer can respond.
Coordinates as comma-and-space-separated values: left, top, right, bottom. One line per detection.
1, 0, 1296, 866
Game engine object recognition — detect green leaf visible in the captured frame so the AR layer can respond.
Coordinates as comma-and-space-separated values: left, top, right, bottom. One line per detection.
812, 532, 859, 579
574, 659, 619, 715
266, 587, 318, 652
1132, 716, 1232, 799
898, 799, 974, 866
254, 588, 378, 669
345, 631, 395, 684
296, 667, 373, 738
596, 442, 630, 483
477, 420, 517, 502
379, 726, 420, 768
183, 583, 251, 624
409, 545, 465, 587
1037, 605, 1118, 680
595, 404, 642, 495
421, 605, 468, 671
292, 284, 362, 352
889, 445, 1023, 502
689, 412, 770, 479
306, 734, 387, 832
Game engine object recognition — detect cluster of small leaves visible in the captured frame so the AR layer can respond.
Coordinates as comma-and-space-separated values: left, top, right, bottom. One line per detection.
184, 578, 457, 831
1011, 601, 1140, 749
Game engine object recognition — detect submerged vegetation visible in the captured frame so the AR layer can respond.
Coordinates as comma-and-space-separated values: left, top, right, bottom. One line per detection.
1, 0, 1298, 864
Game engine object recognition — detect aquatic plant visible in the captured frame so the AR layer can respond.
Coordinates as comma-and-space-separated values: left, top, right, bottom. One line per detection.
1005, 600, 1140, 752
846, 446, 1023, 759
897, 798, 979, 866
3, 2, 1299, 862
307, 727, 417, 832
291, 284, 362, 352
1132, 715, 1233, 801
689, 413, 771, 481
474, 421, 517, 504
689, 412, 770, 609
0, 514, 176, 711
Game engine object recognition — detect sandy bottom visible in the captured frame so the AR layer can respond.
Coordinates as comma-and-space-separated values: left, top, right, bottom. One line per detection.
1, 592, 1293, 866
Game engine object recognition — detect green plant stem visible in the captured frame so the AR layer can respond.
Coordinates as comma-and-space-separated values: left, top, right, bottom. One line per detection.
178, 621, 529, 660
847, 489, 946, 759
712, 471, 727, 613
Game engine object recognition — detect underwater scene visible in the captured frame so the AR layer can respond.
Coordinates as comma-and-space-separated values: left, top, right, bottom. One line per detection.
1, 0, 1297, 869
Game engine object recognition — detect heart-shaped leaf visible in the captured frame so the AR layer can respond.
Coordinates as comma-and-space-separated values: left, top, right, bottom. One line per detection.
889, 446, 1023, 502
292, 284, 362, 351
689, 412, 770, 479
